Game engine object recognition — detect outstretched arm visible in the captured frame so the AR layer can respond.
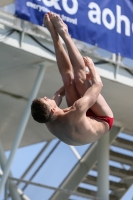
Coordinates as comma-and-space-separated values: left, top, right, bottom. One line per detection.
52, 86, 65, 106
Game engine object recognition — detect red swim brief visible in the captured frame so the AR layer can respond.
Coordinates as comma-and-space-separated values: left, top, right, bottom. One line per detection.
86, 109, 114, 130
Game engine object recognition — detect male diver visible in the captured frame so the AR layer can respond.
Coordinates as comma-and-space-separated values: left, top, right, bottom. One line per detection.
31, 12, 114, 146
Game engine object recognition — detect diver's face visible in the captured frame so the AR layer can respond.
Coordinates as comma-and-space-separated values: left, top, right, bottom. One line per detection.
40, 97, 57, 109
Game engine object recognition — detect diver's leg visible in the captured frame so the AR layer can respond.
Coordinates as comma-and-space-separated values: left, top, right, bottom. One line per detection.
44, 13, 80, 106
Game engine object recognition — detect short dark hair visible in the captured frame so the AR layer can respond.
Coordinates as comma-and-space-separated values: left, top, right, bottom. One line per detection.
31, 98, 52, 123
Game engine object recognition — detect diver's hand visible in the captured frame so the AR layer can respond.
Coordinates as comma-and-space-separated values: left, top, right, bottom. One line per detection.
63, 107, 71, 113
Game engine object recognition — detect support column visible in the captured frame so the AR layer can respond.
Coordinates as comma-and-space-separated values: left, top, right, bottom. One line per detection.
0, 142, 21, 200
0, 63, 47, 194
97, 132, 109, 200
4, 180, 9, 200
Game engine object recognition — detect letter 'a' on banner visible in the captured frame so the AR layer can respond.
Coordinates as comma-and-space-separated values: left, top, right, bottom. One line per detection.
15, 0, 133, 60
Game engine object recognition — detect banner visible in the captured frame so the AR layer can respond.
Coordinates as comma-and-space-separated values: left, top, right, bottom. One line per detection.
15, 0, 133, 59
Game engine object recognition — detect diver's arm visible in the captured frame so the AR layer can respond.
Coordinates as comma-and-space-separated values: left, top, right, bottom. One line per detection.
52, 86, 65, 106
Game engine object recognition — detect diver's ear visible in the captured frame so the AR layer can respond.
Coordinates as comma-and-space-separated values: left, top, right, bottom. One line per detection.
51, 108, 56, 113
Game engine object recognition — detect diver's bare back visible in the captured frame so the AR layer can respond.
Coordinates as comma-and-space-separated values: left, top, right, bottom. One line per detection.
46, 102, 108, 146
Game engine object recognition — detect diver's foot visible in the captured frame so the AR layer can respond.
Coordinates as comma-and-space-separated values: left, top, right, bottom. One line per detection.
43, 13, 57, 35
50, 12, 68, 37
